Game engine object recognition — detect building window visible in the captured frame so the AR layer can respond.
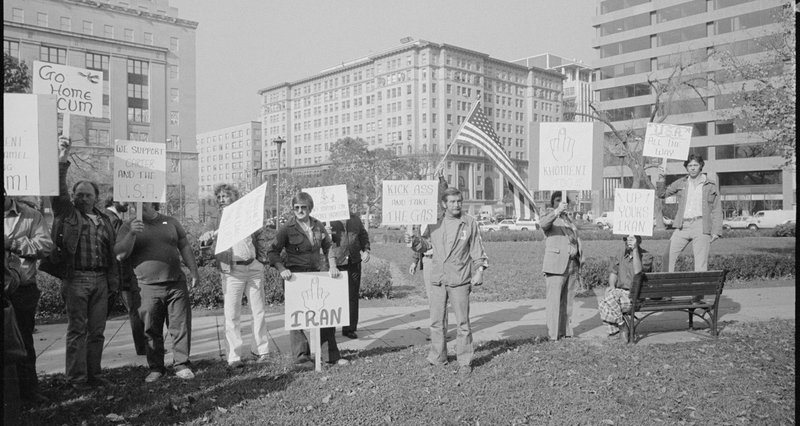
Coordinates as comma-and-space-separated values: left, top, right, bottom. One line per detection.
713, 0, 752, 9
715, 143, 772, 160
124, 28, 134, 42
104, 25, 114, 38
37, 12, 48, 27
127, 59, 150, 123
717, 170, 782, 186
600, 0, 649, 14
87, 129, 110, 147
715, 120, 735, 134
11, 8, 24, 23
169, 65, 179, 79
144, 32, 153, 45
60, 16, 71, 31
600, 12, 650, 36
657, 0, 706, 23
657, 23, 706, 47
83, 20, 93, 35
170, 88, 179, 103
40, 46, 66, 64
170, 111, 180, 125
86, 53, 110, 117
4, 41, 20, 59
600, 36, 651, 58
170, 37, 179, 51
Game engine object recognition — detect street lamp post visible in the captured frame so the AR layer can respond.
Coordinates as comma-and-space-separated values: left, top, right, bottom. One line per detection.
273, 136, 286, 221
167, 138, 184, 217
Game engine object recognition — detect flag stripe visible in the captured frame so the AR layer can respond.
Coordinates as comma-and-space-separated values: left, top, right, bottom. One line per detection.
456, 128, 531, 199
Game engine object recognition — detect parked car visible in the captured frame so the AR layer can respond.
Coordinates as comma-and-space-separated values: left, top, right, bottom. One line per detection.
480, 218, 539, 232
722, 216, 754, 230
746, 210, 797, 230
594, 212, 614, 230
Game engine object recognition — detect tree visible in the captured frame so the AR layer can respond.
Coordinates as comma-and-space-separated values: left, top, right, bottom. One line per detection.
4, 53, 30, 93
715, 2, 796, 166
574, 58, 713, 229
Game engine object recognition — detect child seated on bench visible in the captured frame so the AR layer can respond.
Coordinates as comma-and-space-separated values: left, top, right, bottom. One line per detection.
598, 235, 654, 337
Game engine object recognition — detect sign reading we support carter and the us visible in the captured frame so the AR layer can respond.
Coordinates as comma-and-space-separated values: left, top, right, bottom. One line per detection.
113, 140, 167, 203
32, 61, 104, 118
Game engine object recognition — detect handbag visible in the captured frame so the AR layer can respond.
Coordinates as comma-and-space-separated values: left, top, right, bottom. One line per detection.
3, 298, 28, 363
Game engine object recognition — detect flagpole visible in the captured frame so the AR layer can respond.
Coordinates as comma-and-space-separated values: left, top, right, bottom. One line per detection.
433, 95, 482, 174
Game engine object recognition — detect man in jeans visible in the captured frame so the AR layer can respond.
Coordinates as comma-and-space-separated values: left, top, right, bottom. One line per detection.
50, 136, 119, 390
407, 187, 488, 376
4, 196, 53, 403
115, 202, 200, 382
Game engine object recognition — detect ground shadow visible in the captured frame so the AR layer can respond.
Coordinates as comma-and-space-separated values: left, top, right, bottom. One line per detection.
470, 337, 547, 368
630, 294, 741, 342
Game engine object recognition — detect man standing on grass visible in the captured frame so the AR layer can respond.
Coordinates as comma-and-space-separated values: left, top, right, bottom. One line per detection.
4, 195, 54, 404
103, 196, 147, 356
115, 202, 200, 383
407, 187, 488, 376
329, 211, 370, 339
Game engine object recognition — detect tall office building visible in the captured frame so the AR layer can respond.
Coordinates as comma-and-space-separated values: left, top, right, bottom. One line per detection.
257, 39, 565, 217
197, 121, 262, 223
3, 0, 200, 218
514, 53, 595, 123
593, 0, 795, 215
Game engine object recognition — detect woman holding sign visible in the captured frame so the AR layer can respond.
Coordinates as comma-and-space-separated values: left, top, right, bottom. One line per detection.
267, 192, 346, 371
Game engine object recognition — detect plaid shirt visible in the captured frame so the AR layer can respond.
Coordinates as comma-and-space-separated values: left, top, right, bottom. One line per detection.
73, 213, 113, 270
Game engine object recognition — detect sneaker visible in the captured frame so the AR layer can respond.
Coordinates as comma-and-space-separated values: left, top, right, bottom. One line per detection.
256, 354, 274, 364
342, 331, 358, 339
175, 368, 195, 380
145, 371, 163, 383
458, 365, 473, 377
228, 360, 244, 369
328, 358, 349, 366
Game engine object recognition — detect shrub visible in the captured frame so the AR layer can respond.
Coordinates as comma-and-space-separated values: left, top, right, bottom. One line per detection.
191, 266, 224, 309
36, 273, 65, 318
480, 230, 544, 242
360, 257, 393, 299
773, 223, 796, 237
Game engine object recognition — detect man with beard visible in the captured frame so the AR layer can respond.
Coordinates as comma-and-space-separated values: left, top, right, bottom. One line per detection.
103, 196, 146, 356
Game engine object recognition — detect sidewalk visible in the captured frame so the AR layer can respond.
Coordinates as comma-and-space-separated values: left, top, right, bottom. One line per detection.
33, 286, 795, 375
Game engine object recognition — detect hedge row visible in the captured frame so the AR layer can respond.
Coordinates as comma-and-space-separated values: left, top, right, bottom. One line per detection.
35, 257, 393, 319
579, 252, 796, 290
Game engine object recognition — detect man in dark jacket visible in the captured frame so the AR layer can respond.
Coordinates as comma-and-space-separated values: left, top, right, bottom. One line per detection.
329, 213, 370, 339
49, 135, 119, 389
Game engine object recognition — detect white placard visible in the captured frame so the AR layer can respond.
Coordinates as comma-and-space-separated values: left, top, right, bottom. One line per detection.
4, 94, 59, 196
613, 188, 655, 237
284, 272, 349, 330
381, 180, 439, 226
214, 182, 268, 254
642, 123, 693, 160
33, 61, 104, 118
302, 184, 350, 223
538, 123, 594, 190
113, 140, 167, 203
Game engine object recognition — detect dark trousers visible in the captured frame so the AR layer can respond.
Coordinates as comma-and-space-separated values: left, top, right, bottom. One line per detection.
3, 364, 21, 424
338, 262, 361, 333
120, 281, 147, 355
288, 266, 340, 364
138, 279, 192, 373
8, 284, 40, 397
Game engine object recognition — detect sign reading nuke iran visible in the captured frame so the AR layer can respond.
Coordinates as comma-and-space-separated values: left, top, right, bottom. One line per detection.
113, 140, 167, 203
33, 61, 104, 118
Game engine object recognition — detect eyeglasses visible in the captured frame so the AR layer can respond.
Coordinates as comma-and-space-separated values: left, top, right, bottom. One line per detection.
293, 205, 309, 211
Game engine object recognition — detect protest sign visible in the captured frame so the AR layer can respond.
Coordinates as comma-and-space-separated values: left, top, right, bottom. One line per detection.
642, 123, 692, 160
32, 61, 103, 118
538, 123, 594, 191
214, 181, 268, 254
284, 272, 349, 331
114, 140, 167, 204
302, 184, 350, 222
613, 188, 655, 237
381, 180, 439, 226
4, 94, 59, 196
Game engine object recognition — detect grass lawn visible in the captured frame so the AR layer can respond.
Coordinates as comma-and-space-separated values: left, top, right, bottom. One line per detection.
371, 238, 796, 304
20, 319, 795, 425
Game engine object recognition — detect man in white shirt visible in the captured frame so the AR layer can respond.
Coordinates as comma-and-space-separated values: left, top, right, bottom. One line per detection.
200, 184, 272, 368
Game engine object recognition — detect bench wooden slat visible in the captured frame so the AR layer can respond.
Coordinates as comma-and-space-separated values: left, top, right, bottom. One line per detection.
644, 276, 724, 286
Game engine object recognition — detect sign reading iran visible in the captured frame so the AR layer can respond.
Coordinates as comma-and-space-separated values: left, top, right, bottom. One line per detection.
214, 182, 268, 254
33, 61, 103, 118
302, 185, 350, 223
538, 123, 594, 190
285, 272, 349, 330
4, 94, 59, 196
643, 123, 692, 160
114, 140, 167, 203
381, 180, 438, 226
613, 188, 655, 237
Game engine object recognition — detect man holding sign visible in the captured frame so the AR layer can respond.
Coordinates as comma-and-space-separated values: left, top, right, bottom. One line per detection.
407, 187, 488, 376
48, 136, 119, 389
267, 192, 347, 370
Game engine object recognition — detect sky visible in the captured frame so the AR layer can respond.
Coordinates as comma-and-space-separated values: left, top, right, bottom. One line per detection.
171, 0, 597, 134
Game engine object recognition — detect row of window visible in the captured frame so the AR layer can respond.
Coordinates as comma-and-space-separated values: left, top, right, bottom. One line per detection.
10, 8, 179, 50
601, 0, 757, 16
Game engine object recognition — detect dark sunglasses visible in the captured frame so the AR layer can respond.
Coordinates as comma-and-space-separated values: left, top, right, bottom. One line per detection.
293, 205, 309, 211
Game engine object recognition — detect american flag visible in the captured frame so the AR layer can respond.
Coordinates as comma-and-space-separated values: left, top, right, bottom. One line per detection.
455, 100, 539, 219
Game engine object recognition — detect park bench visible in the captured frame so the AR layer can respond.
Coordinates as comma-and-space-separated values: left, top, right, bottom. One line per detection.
622, 270, 727, 344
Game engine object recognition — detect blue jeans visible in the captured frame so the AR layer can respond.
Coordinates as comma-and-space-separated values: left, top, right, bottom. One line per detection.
139, 279, 192, 372
428, 283, 472, 367
63, 271, 109, 383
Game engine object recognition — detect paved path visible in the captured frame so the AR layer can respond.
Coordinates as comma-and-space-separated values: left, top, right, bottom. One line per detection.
33, 286, 795, 375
